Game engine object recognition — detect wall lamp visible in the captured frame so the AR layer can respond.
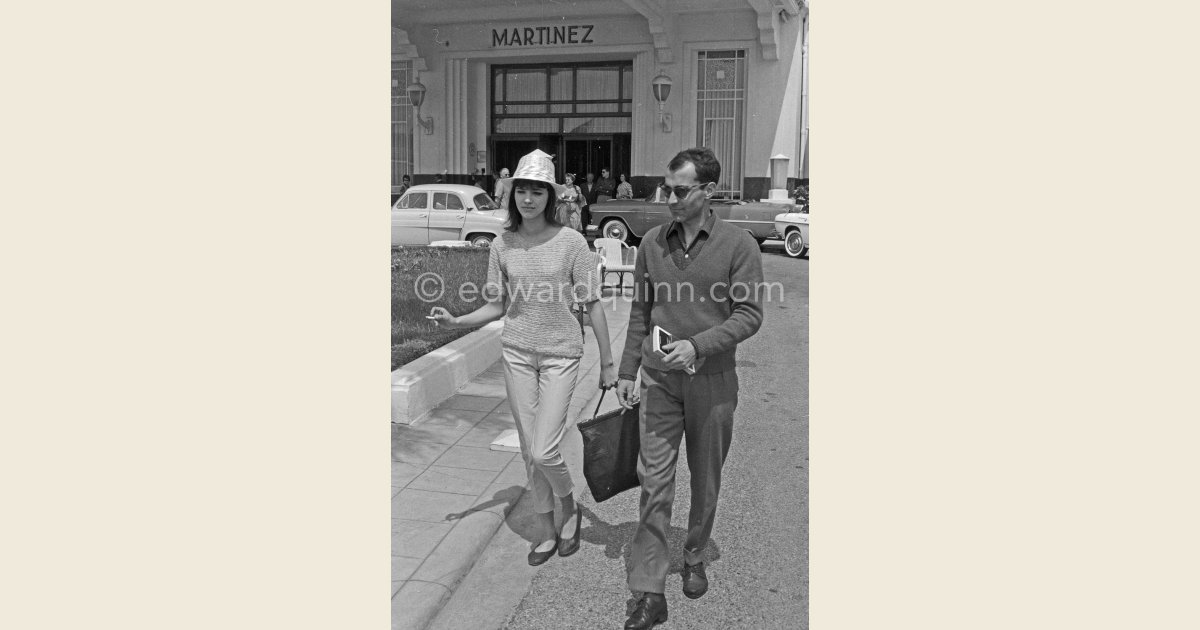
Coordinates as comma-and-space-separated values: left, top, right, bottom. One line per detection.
405, 79, 434, 135
651, 73, 673, 133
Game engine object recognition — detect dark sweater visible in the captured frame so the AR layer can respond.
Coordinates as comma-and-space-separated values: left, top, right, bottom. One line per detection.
618, 213, 764, 377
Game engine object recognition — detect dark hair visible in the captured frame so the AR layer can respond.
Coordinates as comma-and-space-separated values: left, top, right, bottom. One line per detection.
668, 147, 721, 185
505, 179, 561, 231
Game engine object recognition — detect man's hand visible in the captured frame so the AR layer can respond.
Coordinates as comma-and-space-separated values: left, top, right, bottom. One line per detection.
615, 378, 639, 409
661, 340, 698, 372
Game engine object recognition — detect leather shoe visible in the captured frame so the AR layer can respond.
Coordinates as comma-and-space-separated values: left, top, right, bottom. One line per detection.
527, 538, 558, 566
624, 592, 668, 629
682, 562, 708, 599
557, 507, 583, 556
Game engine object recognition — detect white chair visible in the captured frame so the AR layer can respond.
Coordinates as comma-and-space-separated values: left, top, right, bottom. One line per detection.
594, 238, 637, 293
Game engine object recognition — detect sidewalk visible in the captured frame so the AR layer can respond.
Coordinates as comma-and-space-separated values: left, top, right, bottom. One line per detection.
391, 293, 633, 630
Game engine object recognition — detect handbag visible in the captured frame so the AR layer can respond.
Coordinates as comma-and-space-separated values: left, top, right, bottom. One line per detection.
577, 389, 641, 502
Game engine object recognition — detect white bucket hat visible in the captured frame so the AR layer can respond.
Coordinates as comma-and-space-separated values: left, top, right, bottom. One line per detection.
502, 149, 567, 198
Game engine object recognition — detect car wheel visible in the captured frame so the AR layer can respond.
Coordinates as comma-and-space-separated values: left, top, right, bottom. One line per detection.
599, 219, 630, 243
469, 234, 494, 247
784, 229, 808, 258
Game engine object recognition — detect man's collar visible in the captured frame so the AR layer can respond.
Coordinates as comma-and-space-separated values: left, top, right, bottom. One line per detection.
666, 208, 716, 240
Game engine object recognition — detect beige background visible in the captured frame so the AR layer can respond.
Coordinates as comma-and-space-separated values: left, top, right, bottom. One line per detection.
3, 1, 1198, 628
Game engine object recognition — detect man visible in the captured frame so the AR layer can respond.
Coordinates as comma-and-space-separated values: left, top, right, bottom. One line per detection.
578, 172, 596, 229
493, 167, 511, 208
397, 174, 411, 195
616, 147, 764, 630
594, 167, 616, 204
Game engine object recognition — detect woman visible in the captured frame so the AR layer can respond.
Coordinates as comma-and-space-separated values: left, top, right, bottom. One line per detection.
556, 173, 584, 233
428, 149, 618, 566
616, 173, 633, 199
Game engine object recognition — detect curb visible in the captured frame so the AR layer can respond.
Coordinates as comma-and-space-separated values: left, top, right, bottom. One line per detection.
421, 317, 630, 630
392, 321, 504, 424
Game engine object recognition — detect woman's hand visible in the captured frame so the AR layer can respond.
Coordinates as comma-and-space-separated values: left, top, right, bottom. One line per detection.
615, 378, 639, 409
427, 306, 457, 328
598, 363, 618, 390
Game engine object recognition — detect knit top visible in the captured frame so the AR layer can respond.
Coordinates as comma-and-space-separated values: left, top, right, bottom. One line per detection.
486, 227, 601, 358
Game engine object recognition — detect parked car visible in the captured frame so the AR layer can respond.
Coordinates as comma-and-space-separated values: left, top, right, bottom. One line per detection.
774, 209, 809, 258
391, 184, 508, 247
589, 188, 797, 245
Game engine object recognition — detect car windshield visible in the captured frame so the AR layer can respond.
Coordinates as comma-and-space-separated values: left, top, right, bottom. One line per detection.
473, 193, 498, 210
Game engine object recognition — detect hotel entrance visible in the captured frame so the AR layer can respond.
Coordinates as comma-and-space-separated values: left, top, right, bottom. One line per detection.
489, 61, 632, 186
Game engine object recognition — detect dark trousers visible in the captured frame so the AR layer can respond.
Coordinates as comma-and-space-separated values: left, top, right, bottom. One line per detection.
626, 366, 738, 594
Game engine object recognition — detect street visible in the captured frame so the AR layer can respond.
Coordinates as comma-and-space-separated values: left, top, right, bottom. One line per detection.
503, 243, 808, 629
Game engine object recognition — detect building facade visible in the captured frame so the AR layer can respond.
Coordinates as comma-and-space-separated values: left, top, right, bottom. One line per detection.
393, 0, 807, 200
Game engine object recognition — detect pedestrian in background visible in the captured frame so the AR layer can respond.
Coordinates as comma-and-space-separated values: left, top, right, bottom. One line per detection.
494, 167, 512, 208
616, 173, 633, 199
429, 149, 618, 567
614, 147, 764, 629
579, 172, 596, 229
397, 174, 411, 195
557, 173, 585, 233
594, 167, 616, 203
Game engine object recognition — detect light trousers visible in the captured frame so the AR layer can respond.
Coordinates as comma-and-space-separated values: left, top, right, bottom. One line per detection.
501, 345, 581, 514
627, 366, 738, 594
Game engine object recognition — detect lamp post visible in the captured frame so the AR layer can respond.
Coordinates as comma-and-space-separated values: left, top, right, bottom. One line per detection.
406, 79, 434, 135
651, 73, 673, 133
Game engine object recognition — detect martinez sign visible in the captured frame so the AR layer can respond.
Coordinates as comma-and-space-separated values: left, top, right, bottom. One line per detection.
492, 25, 595, 47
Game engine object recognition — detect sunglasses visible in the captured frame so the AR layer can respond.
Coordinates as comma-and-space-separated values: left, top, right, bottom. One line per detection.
658, 183, 706, 200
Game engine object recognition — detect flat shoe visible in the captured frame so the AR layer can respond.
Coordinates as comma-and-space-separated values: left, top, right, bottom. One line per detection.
527, 538, 559, 566
558, 507, 583, 556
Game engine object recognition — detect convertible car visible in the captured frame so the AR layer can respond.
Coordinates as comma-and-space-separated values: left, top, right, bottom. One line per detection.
588, 188, 798, 245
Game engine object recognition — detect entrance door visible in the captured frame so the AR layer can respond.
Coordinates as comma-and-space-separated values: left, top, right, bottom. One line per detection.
492, 139, 538, 178
561, 136, 631, 185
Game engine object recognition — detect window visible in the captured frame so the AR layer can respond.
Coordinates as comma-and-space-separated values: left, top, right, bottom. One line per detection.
398, 192, 427, 209
473, 193, 498, 210
432, 192, 463, 210
695, 50, 747, 199
491, 62, 632, 135
392, 61, 414, 194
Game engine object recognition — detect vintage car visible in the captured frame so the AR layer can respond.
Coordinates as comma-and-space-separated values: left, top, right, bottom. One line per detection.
588, 188, 798, 245
773, 209, 809, 258
391, 184, 508, 247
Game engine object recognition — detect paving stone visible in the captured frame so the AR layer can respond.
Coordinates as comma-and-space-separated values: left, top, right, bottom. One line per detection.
494, 457, 530, 486
455, 424, 512, 448
392, 556, 424, 595
407, 465, 499, 496
466, 481, 526, 518
392, 462, 426, 489
475, 412, 517, 433
392, 421, 472, 446
409, 508, 504, 588
432, 445, 515, 471
454, 379, 508, 398
440, 394, 505, 413
392, 488, 479, 523
392, 518, 454, 559
392, 580, 451, 630
392, 439, 452, 466
420, 407, 490, 427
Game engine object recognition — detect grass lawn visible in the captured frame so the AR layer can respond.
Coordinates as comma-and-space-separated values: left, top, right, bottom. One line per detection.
392, 246, 493, 371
